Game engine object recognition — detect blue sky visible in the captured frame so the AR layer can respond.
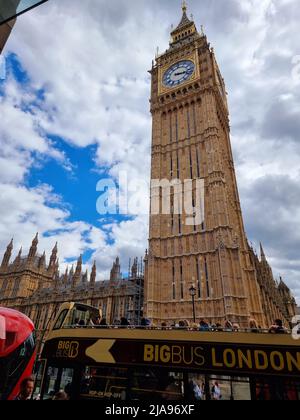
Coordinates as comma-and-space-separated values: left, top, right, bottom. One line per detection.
0, 0, 300, 300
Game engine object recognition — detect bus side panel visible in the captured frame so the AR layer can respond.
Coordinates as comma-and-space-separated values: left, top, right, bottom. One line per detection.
8, 351, 36, 401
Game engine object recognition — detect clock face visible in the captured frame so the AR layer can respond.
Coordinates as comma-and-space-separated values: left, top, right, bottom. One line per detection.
163, 60, 195, 88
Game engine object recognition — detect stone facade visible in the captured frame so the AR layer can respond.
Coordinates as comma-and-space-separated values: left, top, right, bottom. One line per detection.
144, 5, 297, 328
0, 235, 144, 344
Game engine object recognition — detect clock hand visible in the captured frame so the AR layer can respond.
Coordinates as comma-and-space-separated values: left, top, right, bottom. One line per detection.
174, 71, 186, 76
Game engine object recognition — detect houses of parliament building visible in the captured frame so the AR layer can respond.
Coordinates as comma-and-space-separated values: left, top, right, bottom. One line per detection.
0, 3, 297, 332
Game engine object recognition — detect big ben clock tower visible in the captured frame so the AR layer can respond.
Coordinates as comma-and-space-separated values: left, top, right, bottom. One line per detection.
144, 2, 267, 328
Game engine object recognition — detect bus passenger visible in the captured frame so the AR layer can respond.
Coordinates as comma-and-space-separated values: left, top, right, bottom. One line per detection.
224, 320, 233, 331
162, 377, 182, 400
199, 320, 210, 332
52, 390, 69, 400
250, 319, 259, 333
98, 318, 107, 327
14, 377, 34, 401
269, 319, 286, 334
121, 318, 130, 327
211, 382, 222, 400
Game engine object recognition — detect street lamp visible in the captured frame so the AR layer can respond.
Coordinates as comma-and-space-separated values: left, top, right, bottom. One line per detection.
189, 284, 196, 323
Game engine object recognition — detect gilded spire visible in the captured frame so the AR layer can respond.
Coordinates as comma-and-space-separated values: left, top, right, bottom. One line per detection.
171, 0, 197, 41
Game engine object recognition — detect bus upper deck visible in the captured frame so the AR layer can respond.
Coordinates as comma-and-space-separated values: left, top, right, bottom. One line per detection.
38, 303, 300, 401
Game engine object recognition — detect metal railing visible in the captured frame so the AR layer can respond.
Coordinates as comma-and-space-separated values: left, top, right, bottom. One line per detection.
60, 325, 293, 335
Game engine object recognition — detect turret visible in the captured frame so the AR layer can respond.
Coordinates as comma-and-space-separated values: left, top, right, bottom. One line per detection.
260, 243, 267, 263
131, 258, 138, 278
1, 238, 13, 269
48, 242, 58, 271
38, 251, 46, 270
63, 267, 69, 285
82, 269, 88, 284
90, 261, 96, 287
28, 233, 38, 261
13, 247, 22, 267
72, 255, 82, 288
110, 257, 122, 282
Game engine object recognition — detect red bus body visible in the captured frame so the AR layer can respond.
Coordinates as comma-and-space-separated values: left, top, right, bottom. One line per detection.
0, 307, 36, 400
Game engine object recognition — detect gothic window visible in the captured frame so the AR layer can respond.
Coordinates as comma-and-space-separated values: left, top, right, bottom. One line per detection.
1, 279, 8, 293
171, 194, 174, 233
172, 261, 176, 300
169, 113, 173, 143
180, 260, 184, 300
192, 102, 197, 135
11, 278, 21, 298
196, 258, 201, 299
189, 148, 193, 179
177, 151, 180, 179
187, 107, 191, 139
196, 147, 201, 178
175, 113, 179, 142
204, 257, 210, 297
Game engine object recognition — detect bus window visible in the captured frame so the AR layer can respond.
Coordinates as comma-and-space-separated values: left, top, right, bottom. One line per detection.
0, 333, 35, 400
53, 310, 68, 330
187, 374, 206, 401
65, 306, 99, 328
208, 376, 251, 401
129, 369, 184, 401
255, 379, 300, 401
42, 366, 74, 400
79, 367, 128, 400
32, 359, 46, 400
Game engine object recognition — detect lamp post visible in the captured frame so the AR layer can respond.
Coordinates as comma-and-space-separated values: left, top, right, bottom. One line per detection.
189, 284, 196, 323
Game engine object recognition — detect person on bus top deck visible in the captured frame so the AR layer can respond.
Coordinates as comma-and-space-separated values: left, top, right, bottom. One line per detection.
224, 320, 233, 331
99, 318, 108, 328
199, 320, 210, 332
120, 317, 130, 327
14, 377, 35, 401
269, 319, 286, 334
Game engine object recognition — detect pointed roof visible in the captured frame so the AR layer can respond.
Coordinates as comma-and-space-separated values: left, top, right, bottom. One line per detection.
260, 243, 267, 262
52, 242, 58, 254
178, 2, 192, 28
32, 233, 39, 245
172, 1, 194, 34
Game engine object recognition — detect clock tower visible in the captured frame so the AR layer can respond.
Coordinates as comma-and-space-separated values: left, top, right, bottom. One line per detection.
144, 3, 267, 327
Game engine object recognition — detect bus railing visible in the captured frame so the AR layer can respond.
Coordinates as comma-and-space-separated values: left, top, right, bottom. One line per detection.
58, 325, 293, 335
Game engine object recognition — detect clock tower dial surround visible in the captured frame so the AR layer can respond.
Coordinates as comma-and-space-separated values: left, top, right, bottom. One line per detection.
158, 52, 200, 95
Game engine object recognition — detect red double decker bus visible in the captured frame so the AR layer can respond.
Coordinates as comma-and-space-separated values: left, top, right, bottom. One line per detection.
0, 307, 36, 400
